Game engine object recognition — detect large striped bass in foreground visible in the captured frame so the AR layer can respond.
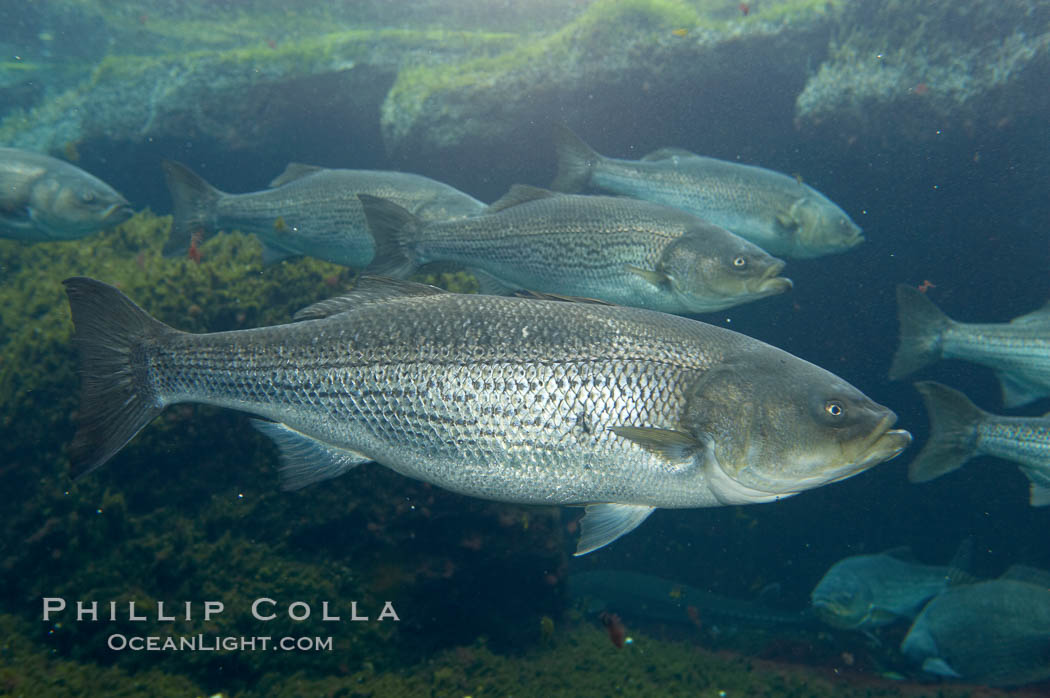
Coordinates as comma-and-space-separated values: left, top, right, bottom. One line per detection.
890, 285, 1050, 407
64, 277, 910, 555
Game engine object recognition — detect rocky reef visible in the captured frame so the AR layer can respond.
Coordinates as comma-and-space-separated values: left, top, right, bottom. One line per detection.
3, 0, 1048, 171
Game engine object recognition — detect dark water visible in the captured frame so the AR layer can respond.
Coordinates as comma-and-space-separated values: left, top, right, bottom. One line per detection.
2, 1, 1049, 696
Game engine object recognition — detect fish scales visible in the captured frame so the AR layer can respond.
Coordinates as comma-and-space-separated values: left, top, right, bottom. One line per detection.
944, 326, 1050, 377
65, 277, 909, 552
363, 188, 791, 315
976, 421, 1050, 465
147, 294, 716, 506
413, 196, 681, 278
592, 158, 799, 232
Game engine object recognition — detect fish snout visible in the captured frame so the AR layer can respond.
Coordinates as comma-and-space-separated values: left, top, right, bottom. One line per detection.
856, 410, 912, 470
755, 259, 792, 295
103, 200, 135, 226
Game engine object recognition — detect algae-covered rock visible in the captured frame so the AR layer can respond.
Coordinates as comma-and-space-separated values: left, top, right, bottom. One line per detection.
794, 0, 1050, 144
380, 0, 834, 161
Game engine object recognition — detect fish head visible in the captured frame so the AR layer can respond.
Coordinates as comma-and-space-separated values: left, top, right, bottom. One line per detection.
28, 171, 133, 240
683, 352, 911, 504
810, 559, 878, 629
663, 227, 792, 312
786, 190, 864, 258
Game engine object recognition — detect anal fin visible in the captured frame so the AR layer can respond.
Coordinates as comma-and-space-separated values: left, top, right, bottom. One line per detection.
251, 420, 370, 490
574, 503, 655, 556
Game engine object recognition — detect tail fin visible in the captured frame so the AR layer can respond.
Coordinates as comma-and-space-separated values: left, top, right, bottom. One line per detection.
550, 124, 599, 193
161, 160, 223, 257
888, 285, 953, 379
357, 194, 421, 278
63, 277, 176, 477
908, 381, 984, 483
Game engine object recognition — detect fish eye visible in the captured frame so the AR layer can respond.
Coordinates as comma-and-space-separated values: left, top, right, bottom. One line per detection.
732, 256, 747, 268
80, 191, 96, 203
825, 401, 844, 417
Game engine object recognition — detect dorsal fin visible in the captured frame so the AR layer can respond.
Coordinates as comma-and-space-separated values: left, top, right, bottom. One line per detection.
1000, 564, 1050, 588
641, 147, 699, 162
512, 289, 616, 305
1010, 300, 1050, 327
487, 184, 561, 213
881, 546, 918, 562
292, 276, 447, 321
269, 163, 325, 187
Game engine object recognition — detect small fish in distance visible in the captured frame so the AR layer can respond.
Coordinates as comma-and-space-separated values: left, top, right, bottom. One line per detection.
360, 185, 792, 315
909, 381, 1050, 506
811, 541, 974, 631
550, 125, 862, 259
162, 161, 484, 267
0, 147, 133, 242
890, 285, 1050, 407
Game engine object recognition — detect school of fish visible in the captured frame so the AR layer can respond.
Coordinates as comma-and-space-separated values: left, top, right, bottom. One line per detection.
3, 115, 1047, 686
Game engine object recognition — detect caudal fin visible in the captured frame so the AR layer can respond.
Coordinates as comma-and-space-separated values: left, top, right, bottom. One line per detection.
161, 160, 223, 257
550, 124, 599, 193
358, 194, 421, 278
888, 285, 953, 380
63, 277, 176, 477
908, 381, 984, 483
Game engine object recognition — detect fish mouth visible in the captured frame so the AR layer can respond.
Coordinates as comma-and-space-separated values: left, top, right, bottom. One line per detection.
103, 201, 134, 225
829, 414, 912, 485
753, 260, 793, 295
842, 227, 865, 249
777, 413, 912, 493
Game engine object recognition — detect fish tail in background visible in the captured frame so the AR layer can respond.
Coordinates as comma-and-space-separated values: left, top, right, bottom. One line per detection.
161, 160, 223, 257
63, 277, 176, 478
550, 124, 599, 193
908, 381, 984, 483
889, 285, 953, 379
358, 194, 422, 278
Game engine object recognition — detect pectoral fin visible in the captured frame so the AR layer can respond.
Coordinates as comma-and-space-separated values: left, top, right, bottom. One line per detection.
251, 420, 371, 491
625, 265, 672, 289
575, 503, 656, 556
776, 211, 798, 230
921, 658, 961, 679
610, 426, 702, 461
1029, 483, 1050, 507
997, 371, 1048, 407
260, 241, 296, 265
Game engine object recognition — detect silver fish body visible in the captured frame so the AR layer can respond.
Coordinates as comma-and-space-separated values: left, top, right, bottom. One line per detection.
162, 161, 484, 266
811, 547, 969, 630
909, 381, 1050, 505
64, 277, 910, 554
0, 147, 133, 241
551, 126, 862, 259
362, 185, 791, 315
901, 567, 1050, 686
891, 285, 1050, 407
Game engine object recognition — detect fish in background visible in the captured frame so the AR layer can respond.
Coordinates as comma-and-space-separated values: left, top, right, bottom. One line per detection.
360, 185, 792, 315
550, 125, 863, 259
901, 565, 1050, 686
889, 285, 1050, 407
570, 570, 817, 629
0, 147, 133, 241
810, 542, 974, 631
908, 381, 1050, 506
162, 161, 485, 266
63, 276, 910, 555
